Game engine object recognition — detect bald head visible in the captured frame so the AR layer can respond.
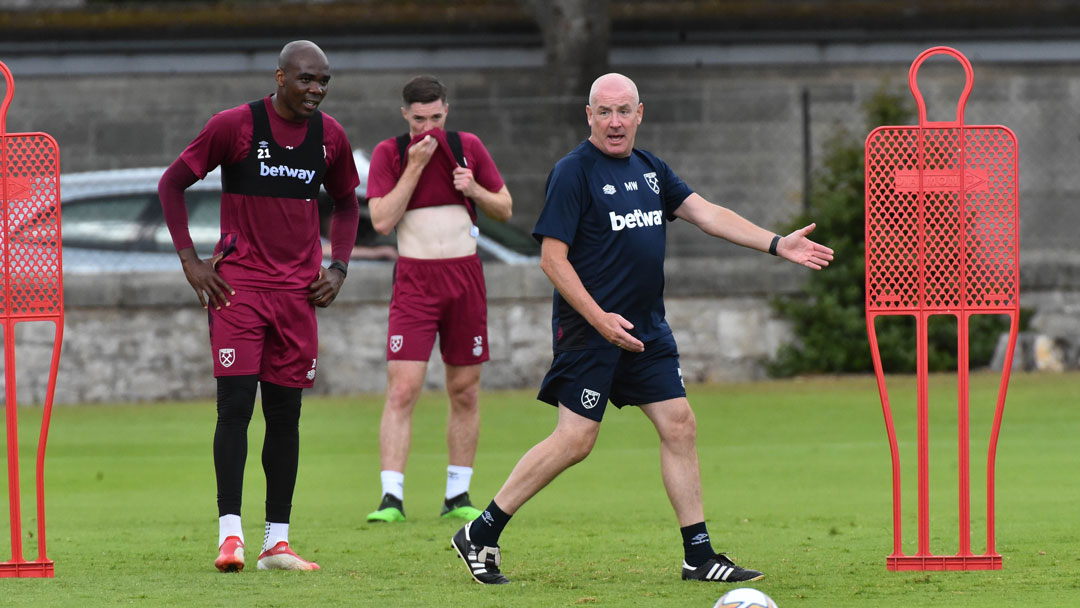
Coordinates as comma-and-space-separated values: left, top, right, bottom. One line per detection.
278, 40, 327, 72
272, 40, 331, 122
585, 73, 643, 158
588, 73, 639, 108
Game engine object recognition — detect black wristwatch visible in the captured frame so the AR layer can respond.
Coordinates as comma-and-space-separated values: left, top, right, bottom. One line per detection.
768, 235, 781, 256
328, 260, 348, 277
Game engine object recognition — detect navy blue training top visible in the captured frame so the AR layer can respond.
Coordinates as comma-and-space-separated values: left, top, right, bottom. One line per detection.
532, 140, 694, 352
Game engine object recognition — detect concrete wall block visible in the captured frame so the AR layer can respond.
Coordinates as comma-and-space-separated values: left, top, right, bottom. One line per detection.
94, 120, 167, 159
707, 88, 795, 124
642, 96, 704, 124
1018, 76, 1070, 102
805, 83, 856, 105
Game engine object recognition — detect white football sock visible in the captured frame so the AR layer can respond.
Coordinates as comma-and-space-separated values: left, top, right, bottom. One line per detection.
446, 465, 473, 500
381, 470, 405, 501
219, 514, 243, 547
262, 522, 289, 553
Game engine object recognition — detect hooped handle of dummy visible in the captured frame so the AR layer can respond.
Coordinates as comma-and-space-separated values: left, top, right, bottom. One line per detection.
0, 60, 13, 136
908, 46, 973, 128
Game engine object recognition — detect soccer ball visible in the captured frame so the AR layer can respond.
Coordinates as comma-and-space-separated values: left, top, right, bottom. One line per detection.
713, 587, 777, 608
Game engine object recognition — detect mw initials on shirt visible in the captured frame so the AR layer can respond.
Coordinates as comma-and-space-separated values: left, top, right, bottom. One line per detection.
609, 208, 663, 231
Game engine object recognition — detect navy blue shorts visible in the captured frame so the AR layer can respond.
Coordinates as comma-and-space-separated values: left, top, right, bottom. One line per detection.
536, 332, 686, 422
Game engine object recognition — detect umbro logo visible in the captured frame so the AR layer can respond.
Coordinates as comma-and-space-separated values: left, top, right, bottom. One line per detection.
603, 184, 616, 195
690, 532, 710, 545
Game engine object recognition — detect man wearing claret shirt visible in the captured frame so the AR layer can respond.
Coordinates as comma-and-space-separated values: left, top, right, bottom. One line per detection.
158, 40, 359, 572
364, 75, 512, 524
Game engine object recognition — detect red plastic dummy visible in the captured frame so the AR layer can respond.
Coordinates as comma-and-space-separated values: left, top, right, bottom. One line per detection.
865, 46, 1019, 571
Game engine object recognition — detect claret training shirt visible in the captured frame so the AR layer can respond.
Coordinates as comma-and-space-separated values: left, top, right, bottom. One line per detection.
366, 129, 504, 214
532, 140, 693, 352
177, 96, 359, 291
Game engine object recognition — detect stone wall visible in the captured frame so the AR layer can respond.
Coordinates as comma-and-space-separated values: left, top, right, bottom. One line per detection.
4, 256, 1076, 406
2, 260, 798, 405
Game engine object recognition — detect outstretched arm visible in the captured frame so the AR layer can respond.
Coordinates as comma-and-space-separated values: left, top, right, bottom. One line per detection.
672, 193, 834, 269
540, 237, 644, 352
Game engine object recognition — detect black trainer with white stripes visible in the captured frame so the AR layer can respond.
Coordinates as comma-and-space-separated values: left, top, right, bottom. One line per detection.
451, 522, 510, 585
681, 553, 764, 582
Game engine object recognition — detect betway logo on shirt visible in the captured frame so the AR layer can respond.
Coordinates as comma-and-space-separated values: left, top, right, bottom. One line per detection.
609, 208, 663, 231
260, 161, 316, 184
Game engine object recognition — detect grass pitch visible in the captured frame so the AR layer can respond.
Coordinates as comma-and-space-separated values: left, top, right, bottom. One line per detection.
2, 372, 1079, 606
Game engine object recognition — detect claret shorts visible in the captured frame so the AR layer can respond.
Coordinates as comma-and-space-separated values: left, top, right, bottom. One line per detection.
386, 254, 489, 366
208, 289, 319, 388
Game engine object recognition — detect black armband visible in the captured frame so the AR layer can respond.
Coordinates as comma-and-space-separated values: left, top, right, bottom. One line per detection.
328, 260, 348, 277
768, 235, 781, 256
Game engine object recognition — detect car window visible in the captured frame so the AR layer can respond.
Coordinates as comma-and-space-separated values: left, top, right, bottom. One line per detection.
62, 194, 155, 250
152, 190, 221, 255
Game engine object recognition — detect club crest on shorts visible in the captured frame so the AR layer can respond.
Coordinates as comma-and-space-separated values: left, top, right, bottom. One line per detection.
580, 388, 600, 410
643, 172, 660, 195
218, 348, 236, 368
472, 336, 483, 357
389, 335, 403, 353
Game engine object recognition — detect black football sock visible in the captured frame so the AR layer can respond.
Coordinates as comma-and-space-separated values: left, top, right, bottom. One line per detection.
214, 375, 260, 517
468, 500, 512, 548
680, 522, 716, 567
261, 382, 303, 524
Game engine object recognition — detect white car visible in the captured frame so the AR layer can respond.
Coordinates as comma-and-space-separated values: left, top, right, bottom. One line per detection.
58, 150, 539, 273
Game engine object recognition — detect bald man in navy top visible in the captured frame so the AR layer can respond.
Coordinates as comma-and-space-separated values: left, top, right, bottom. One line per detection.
451, 73, 834, 585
